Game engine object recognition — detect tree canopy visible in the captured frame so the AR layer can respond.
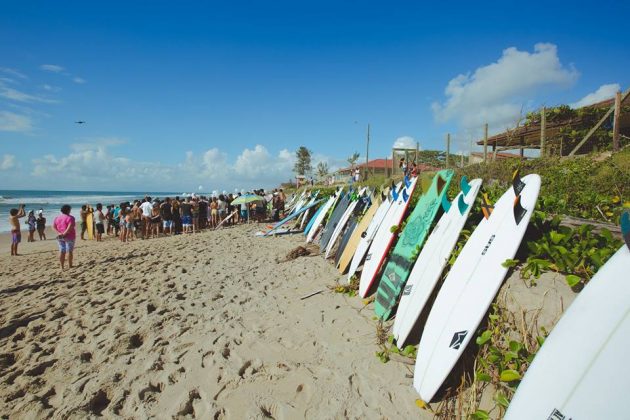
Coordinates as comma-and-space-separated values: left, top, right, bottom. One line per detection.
294, 146, 312, 176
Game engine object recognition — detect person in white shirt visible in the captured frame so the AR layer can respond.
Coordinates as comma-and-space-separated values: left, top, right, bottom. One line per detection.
139, 196, 154, 239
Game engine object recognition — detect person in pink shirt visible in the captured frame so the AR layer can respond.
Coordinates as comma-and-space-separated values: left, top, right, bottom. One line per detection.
53, 204, 76, 269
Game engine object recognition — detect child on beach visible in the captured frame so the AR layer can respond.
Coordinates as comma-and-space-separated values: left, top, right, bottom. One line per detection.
53, 204, 76, 269
8, 204, 26, 256
36, 210, 46, 240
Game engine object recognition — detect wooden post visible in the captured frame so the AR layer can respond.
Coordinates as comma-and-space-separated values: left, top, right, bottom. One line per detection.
365, 123, 370, 179
613, 91, 621, 151
569, 89, 630, 156
483, 123, 488, 163
392, 149, 396, 176
540, 106, 546, 158
446, 133, 451, 168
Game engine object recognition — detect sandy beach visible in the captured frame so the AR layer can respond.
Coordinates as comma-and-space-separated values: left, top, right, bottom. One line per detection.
0, 225, 433, 419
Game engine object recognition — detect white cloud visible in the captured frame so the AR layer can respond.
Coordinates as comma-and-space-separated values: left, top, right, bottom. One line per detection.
233, 145, 294, 181
393, 136, 418, 150
0, 84, 58, 104
73, 77, 86, 84
432, 43, 579, 131
28, 142, 311, 191
570, 83, 620, 108
40, 64, 65, 73
0, 67, 27, 79
0, 111, 33, 132
41, 84, 61, 92
0, 154, 16, 170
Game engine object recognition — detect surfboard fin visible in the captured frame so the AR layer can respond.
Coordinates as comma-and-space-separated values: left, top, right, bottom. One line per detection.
621, 210, 630, 251
460, 175, 471, 195
512, 169, 525, 195
457, 193, 468, 215
481, 193, 494, 220
513, 194, 527, 225
392, 188, 399, 201
402, 189, 409, 202
404, 175, 411, 189
441, 193, 452, 213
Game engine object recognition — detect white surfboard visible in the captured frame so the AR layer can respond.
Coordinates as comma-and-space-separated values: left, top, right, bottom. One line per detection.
306, 190, 342, 243
414, 173, 541, 402
324, 187, 367, 259
504, 244, 630, 420
299, 191, 319, 229
393, 177, 482, 347
359, 177, 418, 298
347, 184, 399, 282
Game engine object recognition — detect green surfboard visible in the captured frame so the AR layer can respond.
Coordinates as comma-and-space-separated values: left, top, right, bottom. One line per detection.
374, 169, 453, 320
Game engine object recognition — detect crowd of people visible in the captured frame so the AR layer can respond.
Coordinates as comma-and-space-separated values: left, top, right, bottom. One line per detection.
7, 189, 289, 269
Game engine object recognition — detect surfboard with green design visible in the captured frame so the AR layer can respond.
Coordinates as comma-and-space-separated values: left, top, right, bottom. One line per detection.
374, 169, 453, 320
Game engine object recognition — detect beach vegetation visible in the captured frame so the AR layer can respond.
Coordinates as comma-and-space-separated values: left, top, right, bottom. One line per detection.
316, 161, 329, 178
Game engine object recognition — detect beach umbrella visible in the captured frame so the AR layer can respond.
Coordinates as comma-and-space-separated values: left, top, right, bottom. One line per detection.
231, 194, 264, 205
231, 194, 264, 223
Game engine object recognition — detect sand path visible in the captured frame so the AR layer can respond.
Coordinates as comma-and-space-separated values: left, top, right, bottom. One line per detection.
0, 225, 426, 419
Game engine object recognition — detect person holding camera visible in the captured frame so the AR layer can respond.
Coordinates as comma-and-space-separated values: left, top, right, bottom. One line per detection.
53, 204, 76, 269
8, 204, 26, 256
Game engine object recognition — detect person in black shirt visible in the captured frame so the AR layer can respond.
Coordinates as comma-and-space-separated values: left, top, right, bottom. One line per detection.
161, 197, 173, 235
180, 198, 193, 234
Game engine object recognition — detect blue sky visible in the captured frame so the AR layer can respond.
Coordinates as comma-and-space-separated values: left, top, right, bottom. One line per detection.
0, 0, 628, 191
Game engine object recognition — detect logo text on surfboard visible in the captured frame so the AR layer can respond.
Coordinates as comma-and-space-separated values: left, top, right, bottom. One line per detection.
481, 234, 495, 256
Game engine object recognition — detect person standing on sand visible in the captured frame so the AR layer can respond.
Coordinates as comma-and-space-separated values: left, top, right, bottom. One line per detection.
161, 197, 173, 236
140, 196, 153, 238
191, 197, 200, 233
95, 203, 105, 242
150, 201, 161, 238
210, 197, 218, 228
8, 204, 26, 256
36, 210, 46, 240
53, 204, 76, 269
180, 197, 193, 233
26, 210, 37, 242
172, 198, 182, 235
79, 205, 88, 240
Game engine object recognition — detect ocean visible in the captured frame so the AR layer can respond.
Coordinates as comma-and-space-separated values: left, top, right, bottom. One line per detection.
0, 190, 182, 233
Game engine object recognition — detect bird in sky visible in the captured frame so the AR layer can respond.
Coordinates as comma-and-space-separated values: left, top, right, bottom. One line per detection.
75, 121, 86, 124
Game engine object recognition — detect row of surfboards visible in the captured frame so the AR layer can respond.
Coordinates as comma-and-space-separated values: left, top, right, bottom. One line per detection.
263, 172, 630, 418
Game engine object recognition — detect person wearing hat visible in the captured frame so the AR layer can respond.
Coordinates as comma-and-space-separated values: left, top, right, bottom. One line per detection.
36, 209, 47, 240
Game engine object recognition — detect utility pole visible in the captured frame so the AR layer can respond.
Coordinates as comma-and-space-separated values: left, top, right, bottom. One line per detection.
366, 123, 370, 179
